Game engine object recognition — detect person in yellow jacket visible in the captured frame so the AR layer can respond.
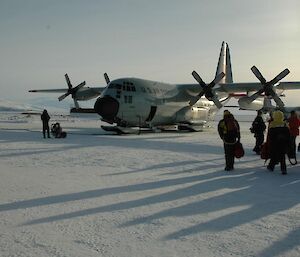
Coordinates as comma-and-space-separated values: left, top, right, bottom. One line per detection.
267, 110, 290, 174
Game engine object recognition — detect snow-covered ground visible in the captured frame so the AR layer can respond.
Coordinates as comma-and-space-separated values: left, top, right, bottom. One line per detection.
0, 112, 300, 257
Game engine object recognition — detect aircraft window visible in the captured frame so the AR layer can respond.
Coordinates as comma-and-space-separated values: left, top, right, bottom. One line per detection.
131, 86, 136, 91
127, 85, 131, 91
123, 95, 133, 103
141, 87, 146, 93
122, 85, 126, 90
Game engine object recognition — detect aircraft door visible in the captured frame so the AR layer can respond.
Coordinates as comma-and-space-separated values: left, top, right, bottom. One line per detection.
146, 106, 157, 122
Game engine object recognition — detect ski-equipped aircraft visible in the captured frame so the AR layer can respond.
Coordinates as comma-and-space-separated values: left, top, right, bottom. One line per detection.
29, 42, 300, 133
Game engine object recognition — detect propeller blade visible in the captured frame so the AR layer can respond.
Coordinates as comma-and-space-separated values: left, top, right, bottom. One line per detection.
104, 73, 110, 85
58, 92, 70, 101
251, 66, 266, 84
270, 90, 285, 108
189, 96, 200, 106
192, 71, 206, 88
269, 68, 290, 85
248, 88, 265, 102
211, 72, 225, 86
73, 81, 86, 91
65, 74, 72, 89
211, 95, 223, 109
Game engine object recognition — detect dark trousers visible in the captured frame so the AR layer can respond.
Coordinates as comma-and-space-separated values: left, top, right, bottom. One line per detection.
253, 133, 264, 153
43, 124, 50, 138
268, 154, 286, 172
224, 143, 235, 169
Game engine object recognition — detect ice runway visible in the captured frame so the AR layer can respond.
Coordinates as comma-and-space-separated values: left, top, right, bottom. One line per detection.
0, 112, 300, 257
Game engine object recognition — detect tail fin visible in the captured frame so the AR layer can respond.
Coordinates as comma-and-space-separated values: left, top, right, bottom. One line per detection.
215, 41, 233, 84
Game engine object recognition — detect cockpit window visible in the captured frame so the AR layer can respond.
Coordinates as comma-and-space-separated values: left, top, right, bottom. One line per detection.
109, 81, 136, 92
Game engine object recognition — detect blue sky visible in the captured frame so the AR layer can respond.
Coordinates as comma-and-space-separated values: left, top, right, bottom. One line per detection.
0, 0, 299, 105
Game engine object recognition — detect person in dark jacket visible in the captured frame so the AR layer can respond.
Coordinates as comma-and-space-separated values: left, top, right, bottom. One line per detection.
267, 110, 290, 174
41, 109, 50, 138
218, 110, 241, 171
287, 110, 300, 159
251, 110, 266, 154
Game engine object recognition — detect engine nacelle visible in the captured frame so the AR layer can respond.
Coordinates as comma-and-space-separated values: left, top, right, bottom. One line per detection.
175, 106, 209, 123
238, 96, 264, 110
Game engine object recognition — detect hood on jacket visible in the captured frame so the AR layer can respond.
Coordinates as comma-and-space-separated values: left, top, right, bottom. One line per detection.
270, 110, 285, 128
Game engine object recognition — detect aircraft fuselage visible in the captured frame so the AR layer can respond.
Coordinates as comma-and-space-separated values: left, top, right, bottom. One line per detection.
94, 78, 223, 128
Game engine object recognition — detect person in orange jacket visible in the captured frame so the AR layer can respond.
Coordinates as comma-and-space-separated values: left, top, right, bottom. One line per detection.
287, 110, 300, 159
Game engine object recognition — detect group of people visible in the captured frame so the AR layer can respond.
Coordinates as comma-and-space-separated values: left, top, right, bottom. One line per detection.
218, 109, 300, 174
42, 108, 299, 174
41, 109, 66, 138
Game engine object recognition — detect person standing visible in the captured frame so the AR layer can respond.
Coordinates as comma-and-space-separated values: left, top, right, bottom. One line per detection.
251, 110, 266, 154
218, 110, 241, 171
41, 109, 50, 138
267, 110, 290, 174
287, 110, 300, 159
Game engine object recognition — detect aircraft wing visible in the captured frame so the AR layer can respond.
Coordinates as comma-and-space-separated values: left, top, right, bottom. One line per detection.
29, 87, 105, 93
218, 81, 300, 93
29, 88, 68, 93
29, 86, 106, 102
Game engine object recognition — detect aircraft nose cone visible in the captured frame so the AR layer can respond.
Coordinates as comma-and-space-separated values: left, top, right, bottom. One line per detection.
94, 96, 119, 121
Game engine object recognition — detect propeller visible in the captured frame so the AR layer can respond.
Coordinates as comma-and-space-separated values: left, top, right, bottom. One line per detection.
189, 71, 225, 108
58, 73, 86, 109
248, 66, 289, 108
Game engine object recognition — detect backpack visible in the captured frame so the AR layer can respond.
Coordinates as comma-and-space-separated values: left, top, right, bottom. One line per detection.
226, 117, 238, 132
234, 142, 245, 158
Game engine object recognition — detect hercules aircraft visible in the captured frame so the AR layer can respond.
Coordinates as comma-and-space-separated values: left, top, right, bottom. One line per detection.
29, 42, 300, 133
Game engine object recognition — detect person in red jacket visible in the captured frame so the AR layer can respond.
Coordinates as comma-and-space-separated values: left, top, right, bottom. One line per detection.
287, 110, 300, 159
